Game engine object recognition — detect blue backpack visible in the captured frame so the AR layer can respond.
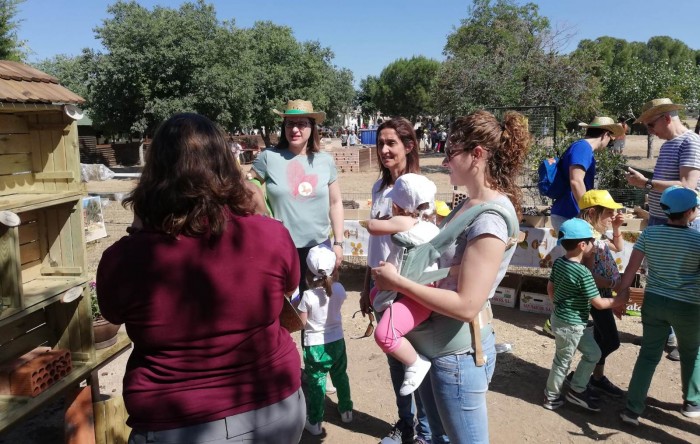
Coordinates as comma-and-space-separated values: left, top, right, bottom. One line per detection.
537, 156, 561, 198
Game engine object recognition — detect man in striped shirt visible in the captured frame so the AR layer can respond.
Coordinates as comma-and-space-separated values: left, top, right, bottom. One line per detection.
616, 186, 700, 424
625, 98, 700, 361
543, 219, 629, 412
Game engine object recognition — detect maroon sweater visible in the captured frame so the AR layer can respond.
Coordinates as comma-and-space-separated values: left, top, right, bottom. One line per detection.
97, 213, 301, 431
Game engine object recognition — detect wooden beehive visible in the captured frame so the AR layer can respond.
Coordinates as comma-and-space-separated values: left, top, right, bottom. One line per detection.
331, 146, 378, 173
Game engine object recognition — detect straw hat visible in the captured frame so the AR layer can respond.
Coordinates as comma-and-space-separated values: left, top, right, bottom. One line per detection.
272, 99, 326, 124
578, 117, 624, 138
635, 98, 684, 124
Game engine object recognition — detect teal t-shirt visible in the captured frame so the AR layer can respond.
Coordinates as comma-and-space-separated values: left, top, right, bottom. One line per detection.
252, 147, 337, 248
635, 224, 700, 305
550, 257, 599, 325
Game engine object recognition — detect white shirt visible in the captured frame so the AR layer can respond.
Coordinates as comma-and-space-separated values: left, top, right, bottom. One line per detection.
297, 282, 347, 346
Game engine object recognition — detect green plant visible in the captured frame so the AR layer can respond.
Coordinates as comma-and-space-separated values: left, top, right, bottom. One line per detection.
89, 281, 101, 321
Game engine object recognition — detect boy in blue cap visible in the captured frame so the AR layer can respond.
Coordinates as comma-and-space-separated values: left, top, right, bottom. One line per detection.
543, 218, 629, 411
617, 186, 700, 425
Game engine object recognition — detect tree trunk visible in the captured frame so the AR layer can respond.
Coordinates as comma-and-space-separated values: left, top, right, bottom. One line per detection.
647, 134, 653, 159
261, 128, 272, 148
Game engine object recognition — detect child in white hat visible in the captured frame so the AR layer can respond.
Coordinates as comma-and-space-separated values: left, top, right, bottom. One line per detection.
363, 173, 440, 396
297, 245, 353, 436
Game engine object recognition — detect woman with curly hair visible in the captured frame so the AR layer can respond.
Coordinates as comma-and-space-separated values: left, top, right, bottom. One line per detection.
97, 113, 304, 444
372, 110, 530, 443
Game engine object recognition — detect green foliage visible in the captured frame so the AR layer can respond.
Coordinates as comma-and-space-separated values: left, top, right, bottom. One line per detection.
357, 75, 380, 120
0, 0, 26, 61
39, 1, 354, 139
372, 56, 440, 119
88, 281, 101, 320
434, 0, 596, 124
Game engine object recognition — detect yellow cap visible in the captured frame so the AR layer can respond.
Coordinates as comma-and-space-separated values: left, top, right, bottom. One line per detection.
435, 200, 450, 217
578, 190, 623, 210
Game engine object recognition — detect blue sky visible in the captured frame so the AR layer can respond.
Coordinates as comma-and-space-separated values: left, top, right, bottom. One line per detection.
17, 0, 700, 86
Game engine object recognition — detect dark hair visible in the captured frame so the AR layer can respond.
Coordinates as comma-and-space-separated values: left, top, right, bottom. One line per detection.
277, 117, 322, 153
376, 117, 420, 190
123, 113, 253, 238
584, 128, 610, 138
305, 269, 333, 297
661, 202, 691, 221
560, 238, 593, 251
447, 110, 531, 218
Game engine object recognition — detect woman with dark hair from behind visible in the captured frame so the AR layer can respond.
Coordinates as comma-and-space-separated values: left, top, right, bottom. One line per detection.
373, 110, 530, 443
97, 113, 305, 444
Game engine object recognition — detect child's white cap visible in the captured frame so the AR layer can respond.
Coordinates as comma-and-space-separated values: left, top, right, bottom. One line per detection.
306, 245, 336, 278
386, 173, 437, 213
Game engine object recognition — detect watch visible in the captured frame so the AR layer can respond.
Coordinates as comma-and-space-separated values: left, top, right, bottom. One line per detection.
333, 241, 344, 247
644, 179, 653, 190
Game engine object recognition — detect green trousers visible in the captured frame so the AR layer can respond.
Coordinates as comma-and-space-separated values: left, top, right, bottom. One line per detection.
627, 291, 700, 414
303, 339, 353, 423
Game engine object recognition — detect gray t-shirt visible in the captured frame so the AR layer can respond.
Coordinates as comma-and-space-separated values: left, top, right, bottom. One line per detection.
405, 195, 517, 358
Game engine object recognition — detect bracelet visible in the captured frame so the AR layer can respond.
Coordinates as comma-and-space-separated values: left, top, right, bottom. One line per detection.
333, 241, 344, 247
613, 233, 621, 238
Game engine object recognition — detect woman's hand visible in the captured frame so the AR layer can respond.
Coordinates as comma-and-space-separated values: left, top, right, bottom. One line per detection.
371, 261, 400, 291
332, 244, 343, 269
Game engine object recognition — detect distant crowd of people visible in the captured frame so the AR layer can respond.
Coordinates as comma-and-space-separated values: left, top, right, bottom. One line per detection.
92, 96, 700, 444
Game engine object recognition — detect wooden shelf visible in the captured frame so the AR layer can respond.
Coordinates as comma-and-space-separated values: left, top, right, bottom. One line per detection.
94, 331, 131, 370
0, 191, 84, 213
0, 276, 88, 326
0, 361, 94, 433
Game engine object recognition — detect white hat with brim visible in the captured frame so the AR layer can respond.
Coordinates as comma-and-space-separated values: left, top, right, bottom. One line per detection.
635, 98, 684, 124
578, 116, 625, 138
386, 173, 437, 213
273, 99, 326, 124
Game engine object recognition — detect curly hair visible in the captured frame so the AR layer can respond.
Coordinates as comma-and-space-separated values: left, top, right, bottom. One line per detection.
123, 113, 254, 238
375, 117, 421, 190
448, 110, 531, 218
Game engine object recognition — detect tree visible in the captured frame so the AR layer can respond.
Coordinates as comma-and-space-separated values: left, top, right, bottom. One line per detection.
371, 56, 440, 119
357, 75, 380, 122
434, 0, 595, 122
34, 52, 92, 100
0, 0, 26, 61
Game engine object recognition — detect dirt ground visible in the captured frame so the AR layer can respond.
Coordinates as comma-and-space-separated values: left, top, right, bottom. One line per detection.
2, 135, 697, 443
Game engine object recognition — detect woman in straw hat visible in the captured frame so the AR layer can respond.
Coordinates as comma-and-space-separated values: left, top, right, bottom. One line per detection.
250, 99, 344, 293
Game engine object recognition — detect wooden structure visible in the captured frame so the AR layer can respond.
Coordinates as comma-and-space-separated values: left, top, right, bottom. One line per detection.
331, 146, 378, 173
0, 61, 130, 441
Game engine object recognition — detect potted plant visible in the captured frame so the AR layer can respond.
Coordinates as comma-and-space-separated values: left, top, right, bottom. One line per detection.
89, 281, 121, 349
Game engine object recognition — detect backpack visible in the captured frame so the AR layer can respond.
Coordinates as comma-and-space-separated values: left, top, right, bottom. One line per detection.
537, 145, 572, 199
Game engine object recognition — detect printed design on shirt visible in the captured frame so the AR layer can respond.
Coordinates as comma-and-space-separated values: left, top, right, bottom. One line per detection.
287, 160, 318, 198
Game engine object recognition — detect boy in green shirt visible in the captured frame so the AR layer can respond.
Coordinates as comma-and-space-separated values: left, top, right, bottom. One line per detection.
543, 218, 628, 411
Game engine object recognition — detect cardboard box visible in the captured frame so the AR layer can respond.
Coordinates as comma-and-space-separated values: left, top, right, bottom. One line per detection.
491, 273, 522, 308
620, 218, 647, 232
519, 291, 553, 314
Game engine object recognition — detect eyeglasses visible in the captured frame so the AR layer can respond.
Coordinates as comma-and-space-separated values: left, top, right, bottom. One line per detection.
284, 120, 312, 129
444, 145, 466, 162
352, 310, 375, 338
646, 114, 665, 130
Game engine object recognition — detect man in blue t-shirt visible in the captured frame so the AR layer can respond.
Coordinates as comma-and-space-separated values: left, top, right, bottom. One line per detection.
551, 117, 624, 232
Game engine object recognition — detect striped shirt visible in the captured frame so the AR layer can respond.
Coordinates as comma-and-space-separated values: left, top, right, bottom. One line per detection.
634, 224, 700, 305
549, 257, 599, 325
649, 131, 700, 219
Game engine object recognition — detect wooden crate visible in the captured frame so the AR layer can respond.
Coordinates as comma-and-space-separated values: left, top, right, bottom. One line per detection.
331, 146, 378, 173
0, 199, 87, 322
0, 110, 85, 211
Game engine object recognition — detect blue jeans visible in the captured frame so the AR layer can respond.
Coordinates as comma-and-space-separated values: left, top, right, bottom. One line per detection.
417, 330, 497, 444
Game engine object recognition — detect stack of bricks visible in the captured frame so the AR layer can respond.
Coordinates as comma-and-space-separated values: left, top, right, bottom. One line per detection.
0, 347, 72, 397
331, 146, 378, 173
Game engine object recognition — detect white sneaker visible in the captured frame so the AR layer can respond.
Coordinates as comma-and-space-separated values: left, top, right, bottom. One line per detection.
326, 374, 337, 394
0, 210, 20, 228
399, 354, 431, 396
304, 419, 322, 436
340, 410, 353, 423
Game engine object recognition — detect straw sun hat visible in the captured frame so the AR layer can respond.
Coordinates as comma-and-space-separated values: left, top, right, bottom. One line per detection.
578, 117, 625, 138
272, 99, 326, 124
634, 98, 684, 124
